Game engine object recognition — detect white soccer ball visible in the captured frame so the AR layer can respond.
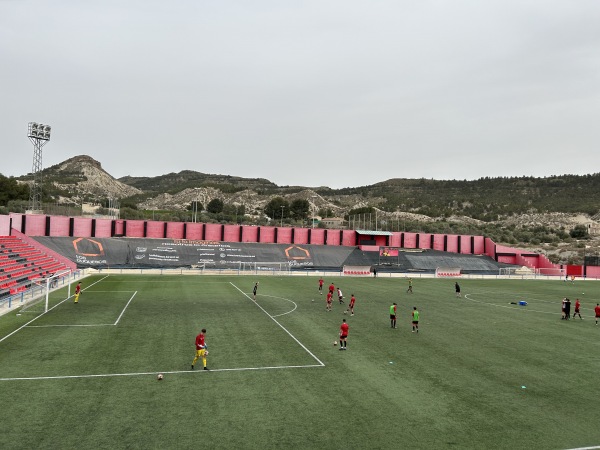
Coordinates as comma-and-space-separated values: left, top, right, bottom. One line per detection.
333, 341, 337, 346
343, 310, 347, 315
157, 373, 164, 380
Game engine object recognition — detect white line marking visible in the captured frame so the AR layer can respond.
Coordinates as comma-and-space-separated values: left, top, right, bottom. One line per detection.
25, 324, 115, 328
464, 293, 561, 315
562, 446, 600, 450
256, 294, 298, 318
230, 282, 324, 367
114, 291, 137, 325
0, 275, 110, 345
0, 364, 324, 382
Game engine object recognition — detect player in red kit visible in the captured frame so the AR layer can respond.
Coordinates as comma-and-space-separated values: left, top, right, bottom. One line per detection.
339, 319, 349, 350
74, 282, 82, 304
573, 299, 582, 320
595, 303, 600, 325
328, 283, 335, 296
347, 294, 356, 316
191, 329, 209, 370
318, 278, 324, 295
326, 291, 333, 311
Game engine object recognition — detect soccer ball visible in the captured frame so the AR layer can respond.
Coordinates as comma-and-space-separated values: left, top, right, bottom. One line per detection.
157, 373, 164, 381
343, 310, 347, 315
333, 341, 338, 346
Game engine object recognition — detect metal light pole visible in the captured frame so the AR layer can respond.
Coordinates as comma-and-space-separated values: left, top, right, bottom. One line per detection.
280, 205, 285, 227
27, 122, 51, 213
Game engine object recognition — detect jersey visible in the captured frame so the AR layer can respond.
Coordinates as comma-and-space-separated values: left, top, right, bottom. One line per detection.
595, 305, 600, 317
412, 310, 420, 322
340, 322, 349, 337
390, 304, 396, 316
337, 289, 343, 298
349, 296, 356, 306
319, 279, 324, 287
195, 333, 206, 350
326, 292, 333, 303
328, 284, 335, 293
75, 284, 81, 295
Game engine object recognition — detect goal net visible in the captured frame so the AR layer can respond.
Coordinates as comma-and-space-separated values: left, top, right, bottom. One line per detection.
435, 267, 461, 278
535, 267, 566, 277
19, 269, 74, 314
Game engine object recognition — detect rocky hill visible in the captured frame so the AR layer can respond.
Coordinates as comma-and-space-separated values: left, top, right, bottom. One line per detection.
10, 155, 600, 264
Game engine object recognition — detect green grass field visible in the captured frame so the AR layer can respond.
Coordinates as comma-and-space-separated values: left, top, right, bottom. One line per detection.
1, 274, 599, 449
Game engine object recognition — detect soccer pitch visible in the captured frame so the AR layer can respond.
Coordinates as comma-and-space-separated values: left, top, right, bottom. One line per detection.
1, 275, 599, 449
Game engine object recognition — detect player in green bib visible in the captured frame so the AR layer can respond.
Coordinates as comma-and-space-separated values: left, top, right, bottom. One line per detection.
390, 303, 397, 328
412, 306, 419, 333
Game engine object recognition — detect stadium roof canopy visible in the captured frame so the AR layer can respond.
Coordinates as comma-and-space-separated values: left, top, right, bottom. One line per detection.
355, 229, 393, 236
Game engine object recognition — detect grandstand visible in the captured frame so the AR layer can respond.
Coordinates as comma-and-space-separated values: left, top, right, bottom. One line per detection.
0, 235, 72, 300
0, 210, 596, 284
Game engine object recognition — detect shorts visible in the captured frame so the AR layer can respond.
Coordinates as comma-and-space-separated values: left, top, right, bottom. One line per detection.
340, 334, 348, 340
412, 321, 419, 325
390, 314, 396, 319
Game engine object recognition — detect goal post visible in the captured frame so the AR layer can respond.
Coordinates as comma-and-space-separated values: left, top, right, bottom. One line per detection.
435, 267, 461, 278
20, 269, 74, 314
535, 267, 566, 277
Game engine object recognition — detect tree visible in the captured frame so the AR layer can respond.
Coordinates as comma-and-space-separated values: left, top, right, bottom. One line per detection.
207, 198, 224, 214
290, 199, 309, 220
264, 197, 289, 220
569, 225, 589, 239
0, 174, 29, 206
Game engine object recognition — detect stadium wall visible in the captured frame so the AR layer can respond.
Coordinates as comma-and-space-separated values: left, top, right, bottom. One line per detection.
72, 217, 92, 237
146, 221, 166, 239
446, 235, 459, 253
0, 213, 575, 273
49, 216, 70, 236
432, 234, 445, 251
166, 222, 185, 239
186, 223, 204, 240
310, 228, 325, 245
223, 225, 241, 242
276, 227, 292, 244
460, 235, 472, 254
0, 214, 10, 235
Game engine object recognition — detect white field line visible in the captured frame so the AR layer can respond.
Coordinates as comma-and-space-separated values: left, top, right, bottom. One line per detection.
257, 294, 298, 318
230, 282, 324, 367
21, 290, 137, 329
114, 291, 137, 325
0, 363, 325, 382
563, 446, 600, 450
26, 324, 115, 328
464, 291, 561, 316
0, 275, 110, 345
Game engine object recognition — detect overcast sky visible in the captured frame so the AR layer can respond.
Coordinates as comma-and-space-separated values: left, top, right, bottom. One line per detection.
1, 1, 599, 189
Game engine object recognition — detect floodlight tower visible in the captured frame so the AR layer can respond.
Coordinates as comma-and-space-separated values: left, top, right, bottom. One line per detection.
27, 122, 51, 213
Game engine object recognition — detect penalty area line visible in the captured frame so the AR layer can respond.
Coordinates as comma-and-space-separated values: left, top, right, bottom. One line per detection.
0, 363, 325, 382
114, 291, 137, 325
0, 275, 110, 345
230, 282, 324, 367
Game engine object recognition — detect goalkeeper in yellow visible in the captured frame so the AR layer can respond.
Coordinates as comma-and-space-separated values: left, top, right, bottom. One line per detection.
191, 329, 208, 371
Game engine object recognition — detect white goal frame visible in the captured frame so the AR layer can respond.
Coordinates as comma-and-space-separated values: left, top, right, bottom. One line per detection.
535, 267, 566, 277
21, 269, 74, 314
